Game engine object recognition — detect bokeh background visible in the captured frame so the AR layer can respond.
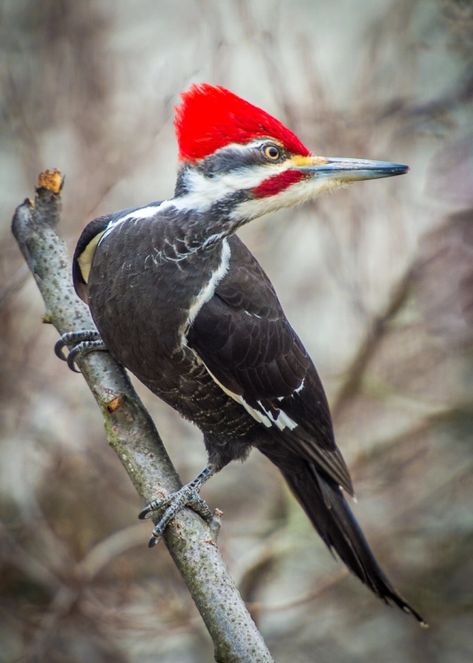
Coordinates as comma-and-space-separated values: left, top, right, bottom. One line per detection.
1, 1, 472, 661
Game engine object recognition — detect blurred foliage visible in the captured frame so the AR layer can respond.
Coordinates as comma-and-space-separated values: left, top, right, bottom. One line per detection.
1, 0, 472, 661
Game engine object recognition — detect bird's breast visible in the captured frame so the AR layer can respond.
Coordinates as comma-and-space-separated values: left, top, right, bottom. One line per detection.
87, 218, 229, 394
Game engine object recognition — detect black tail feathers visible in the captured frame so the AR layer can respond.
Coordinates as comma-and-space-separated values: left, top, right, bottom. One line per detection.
279, 461, 427, 626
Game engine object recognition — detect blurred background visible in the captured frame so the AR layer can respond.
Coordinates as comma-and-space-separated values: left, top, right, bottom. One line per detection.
1, 1, 472, 661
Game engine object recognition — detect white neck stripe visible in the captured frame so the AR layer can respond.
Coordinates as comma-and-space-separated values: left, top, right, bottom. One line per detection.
181, 238, 231, 343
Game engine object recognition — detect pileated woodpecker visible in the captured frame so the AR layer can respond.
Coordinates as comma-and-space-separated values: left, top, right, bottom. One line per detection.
57, 84, 425, 625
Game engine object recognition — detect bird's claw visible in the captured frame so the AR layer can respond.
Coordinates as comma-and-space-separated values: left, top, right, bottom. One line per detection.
54, 330, 107, 372
139, 486, 214, 547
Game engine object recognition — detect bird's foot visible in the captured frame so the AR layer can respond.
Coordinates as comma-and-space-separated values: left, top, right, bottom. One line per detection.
139, 465, 216, 547
55, 330, 107, 372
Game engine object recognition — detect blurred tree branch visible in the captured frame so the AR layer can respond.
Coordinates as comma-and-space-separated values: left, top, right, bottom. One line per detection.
10, 170, 274, 663
333, 263, 417, 419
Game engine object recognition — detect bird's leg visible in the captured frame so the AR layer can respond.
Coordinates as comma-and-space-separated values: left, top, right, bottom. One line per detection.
139, 464, 217, 547
55, 330, 107, 372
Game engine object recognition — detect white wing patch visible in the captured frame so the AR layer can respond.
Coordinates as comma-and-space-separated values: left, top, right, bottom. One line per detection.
257, 401, 298, 431
197, 358, 300, 432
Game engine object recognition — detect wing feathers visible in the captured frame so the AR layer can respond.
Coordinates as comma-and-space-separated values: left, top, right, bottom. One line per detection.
187, 235, 354, 495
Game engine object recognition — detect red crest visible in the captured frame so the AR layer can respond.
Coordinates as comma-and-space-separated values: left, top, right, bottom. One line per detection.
175, 84, 310, 162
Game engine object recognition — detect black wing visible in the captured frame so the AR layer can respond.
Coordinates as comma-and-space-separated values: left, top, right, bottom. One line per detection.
187, 236, 353, 495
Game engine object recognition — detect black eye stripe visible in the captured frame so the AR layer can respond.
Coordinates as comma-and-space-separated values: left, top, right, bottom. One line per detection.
195, 142, 286, 178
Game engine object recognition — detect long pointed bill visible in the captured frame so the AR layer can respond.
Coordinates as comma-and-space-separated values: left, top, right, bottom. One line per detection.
292, 155, 409, 182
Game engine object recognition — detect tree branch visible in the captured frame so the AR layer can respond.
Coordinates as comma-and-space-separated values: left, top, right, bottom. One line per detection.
332, 264, 417, 419
11, 170, 273, 663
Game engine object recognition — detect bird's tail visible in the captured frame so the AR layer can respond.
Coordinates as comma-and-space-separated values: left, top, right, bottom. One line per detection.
262, 452, 426, 625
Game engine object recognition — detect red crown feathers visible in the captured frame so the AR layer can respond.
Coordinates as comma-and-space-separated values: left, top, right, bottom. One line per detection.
175, 84, 310, 162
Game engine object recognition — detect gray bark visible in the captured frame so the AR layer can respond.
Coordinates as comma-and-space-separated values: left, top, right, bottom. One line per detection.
11, 170, 273, 663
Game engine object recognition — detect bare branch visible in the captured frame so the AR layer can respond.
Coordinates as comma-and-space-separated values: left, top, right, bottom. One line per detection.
11, 170, 273, 663
333, 263, 417, 419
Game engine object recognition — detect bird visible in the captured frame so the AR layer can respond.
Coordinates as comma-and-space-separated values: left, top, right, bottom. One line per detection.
57, 83, 426, 625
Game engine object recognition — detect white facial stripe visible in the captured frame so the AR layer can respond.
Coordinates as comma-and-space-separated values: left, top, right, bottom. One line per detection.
99, 204, 164, 244
231, 176, 343, 221
170, 162, 291, 214
181, 239, 231, 343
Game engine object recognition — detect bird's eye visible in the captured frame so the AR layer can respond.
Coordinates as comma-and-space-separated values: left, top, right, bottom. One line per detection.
262, 144, 282, 161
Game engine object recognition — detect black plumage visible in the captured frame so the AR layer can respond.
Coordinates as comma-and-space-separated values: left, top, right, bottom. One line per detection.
69, 199, 424, 624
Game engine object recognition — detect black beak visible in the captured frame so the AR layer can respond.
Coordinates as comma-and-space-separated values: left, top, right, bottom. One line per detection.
295, 157, 409, 182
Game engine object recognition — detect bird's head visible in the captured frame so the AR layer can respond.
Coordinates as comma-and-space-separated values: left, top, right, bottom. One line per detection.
174, 84, 408, 223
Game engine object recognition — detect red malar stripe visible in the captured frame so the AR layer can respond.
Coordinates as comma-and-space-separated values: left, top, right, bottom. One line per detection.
253, 170, 305, 198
